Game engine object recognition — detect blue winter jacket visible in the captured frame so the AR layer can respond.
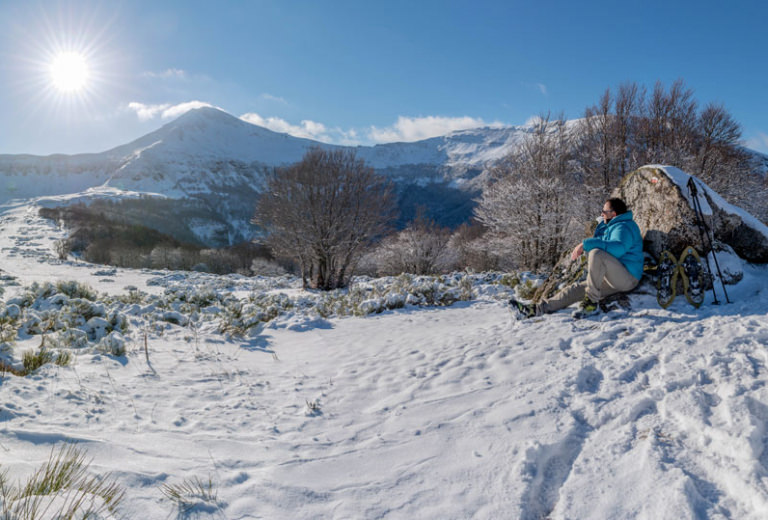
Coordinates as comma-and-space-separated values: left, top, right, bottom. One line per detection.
582, 211, 644, 281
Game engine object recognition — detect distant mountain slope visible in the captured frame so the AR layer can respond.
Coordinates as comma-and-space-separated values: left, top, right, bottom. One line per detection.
0, 107, 530, 200
0, 107, 533, 244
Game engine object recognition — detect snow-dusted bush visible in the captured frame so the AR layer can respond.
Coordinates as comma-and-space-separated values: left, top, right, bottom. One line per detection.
118, 285, 148, 305
373, 213, 457, 276
218, 293, 294, 336
311, 273, 476, 318
47, 328, 89, 350
99, 331, 127, 356
250, 257, 287, 276
55, 280, 98, 301
160, 311, 188, 327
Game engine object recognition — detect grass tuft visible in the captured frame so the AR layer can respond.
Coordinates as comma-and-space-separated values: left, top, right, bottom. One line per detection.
160, 475, 219, 513
22, 348, 54, 374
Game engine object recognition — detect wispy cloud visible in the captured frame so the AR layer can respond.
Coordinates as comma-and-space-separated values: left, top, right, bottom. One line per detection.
127, 100, 215, 121
519, 81, 548, 97
368, 115, 505, 143
260, 93, 289, 105
141, 68, 188, 79
239, 112, 359, 145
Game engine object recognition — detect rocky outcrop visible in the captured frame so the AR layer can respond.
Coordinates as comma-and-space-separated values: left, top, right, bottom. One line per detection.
616, 165, 768, 263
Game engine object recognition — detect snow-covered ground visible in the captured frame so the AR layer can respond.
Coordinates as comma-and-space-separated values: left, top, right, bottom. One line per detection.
2, 197, 768, 519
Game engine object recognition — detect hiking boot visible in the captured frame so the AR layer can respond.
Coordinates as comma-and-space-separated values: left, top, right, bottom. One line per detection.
572, 296, 600, 319
510, 298, 537, 320
599, 293, 632, 313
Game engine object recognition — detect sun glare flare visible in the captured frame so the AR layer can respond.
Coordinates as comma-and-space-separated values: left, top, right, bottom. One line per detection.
50, 52, 90, 93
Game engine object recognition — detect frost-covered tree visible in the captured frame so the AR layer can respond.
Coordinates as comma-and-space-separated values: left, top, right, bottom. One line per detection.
447, 223, 508, 272
575, 82, 645, 192
375, 212, 455, 275
252, 148, 396, 290
475, 114, 587, 271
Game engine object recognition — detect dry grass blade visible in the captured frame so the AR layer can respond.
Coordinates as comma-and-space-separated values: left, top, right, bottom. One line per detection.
160, 475, 219, 513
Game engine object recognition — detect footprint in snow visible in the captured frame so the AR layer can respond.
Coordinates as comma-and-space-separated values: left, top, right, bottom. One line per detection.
576, 365, 603, 394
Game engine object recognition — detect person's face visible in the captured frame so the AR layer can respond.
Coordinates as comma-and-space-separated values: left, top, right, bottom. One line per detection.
601, 203, 616, 222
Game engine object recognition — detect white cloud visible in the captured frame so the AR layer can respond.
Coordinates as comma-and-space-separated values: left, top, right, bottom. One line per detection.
128, 101, 215, 121
240, 112, 360, 145
368, 115, 504, 143
524, 115, 543, 127
162, 101, 216, 119
745, 132, 768, 154
536, 83, 548, 96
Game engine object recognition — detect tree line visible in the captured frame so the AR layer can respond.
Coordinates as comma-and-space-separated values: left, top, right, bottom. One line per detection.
41, 205, 274, 275
254, 80, 767, 288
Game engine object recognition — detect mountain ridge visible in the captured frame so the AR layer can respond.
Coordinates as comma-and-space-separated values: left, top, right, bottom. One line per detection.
0, 106, 527, 204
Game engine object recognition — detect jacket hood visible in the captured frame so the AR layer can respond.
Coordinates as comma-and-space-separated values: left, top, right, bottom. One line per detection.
608, 211, 634, 225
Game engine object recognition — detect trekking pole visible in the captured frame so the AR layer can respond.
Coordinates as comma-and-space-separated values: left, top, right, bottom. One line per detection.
686, 177, 731, 304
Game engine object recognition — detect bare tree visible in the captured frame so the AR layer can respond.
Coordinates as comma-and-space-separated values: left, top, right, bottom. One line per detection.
614, 81, 644, 177
577, 88, 616, 190
252, 148, 396, 290
574, 82, 644, 195
695, 102, 742, 178
638, 79, 697, 166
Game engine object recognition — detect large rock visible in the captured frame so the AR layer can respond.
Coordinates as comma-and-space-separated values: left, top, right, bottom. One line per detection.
616, 165, 768, 263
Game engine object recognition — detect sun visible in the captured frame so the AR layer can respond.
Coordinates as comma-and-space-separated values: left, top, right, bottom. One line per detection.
49, 52, 90, 93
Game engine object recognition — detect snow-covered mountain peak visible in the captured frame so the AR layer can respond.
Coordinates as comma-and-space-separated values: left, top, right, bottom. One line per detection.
106, 107, 319, 167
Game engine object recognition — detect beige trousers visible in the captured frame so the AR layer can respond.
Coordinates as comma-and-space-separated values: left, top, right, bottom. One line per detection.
540, 249, 639, 313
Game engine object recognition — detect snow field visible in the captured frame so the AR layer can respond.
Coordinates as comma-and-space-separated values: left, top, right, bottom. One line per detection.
2, 196, 768, 518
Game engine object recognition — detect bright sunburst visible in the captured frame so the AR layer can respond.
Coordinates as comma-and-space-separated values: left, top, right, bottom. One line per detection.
49, 51, 90, 93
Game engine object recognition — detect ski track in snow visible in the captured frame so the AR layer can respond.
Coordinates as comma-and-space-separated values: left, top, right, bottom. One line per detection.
2, 199, 768, 518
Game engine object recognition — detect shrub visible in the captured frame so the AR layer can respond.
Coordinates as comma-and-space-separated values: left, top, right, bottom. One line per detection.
53, 239, 71, 260
22, 347, 54, 374
56, 281, 98, 301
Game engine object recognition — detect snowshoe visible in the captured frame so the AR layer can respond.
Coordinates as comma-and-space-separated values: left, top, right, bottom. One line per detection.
656, 250, 678, 309
678, 246, 705, 308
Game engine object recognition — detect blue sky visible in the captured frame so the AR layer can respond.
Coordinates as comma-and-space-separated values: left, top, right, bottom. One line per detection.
1, 0, 767, 155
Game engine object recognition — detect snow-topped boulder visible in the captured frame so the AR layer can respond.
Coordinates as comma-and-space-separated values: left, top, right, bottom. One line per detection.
616, 165, 768, 262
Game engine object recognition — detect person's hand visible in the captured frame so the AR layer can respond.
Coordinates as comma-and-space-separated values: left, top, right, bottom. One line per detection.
570, 243, 584, 261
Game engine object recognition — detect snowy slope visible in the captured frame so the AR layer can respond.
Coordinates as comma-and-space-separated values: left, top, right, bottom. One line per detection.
2, 198, 768, 518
